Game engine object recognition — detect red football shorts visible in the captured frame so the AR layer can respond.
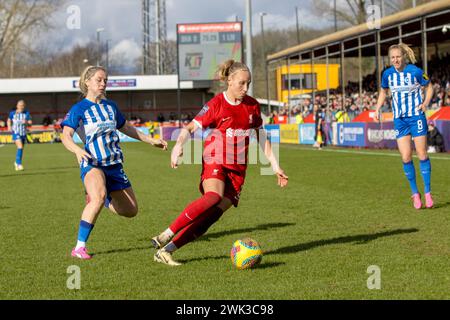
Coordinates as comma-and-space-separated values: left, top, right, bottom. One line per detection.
199, 163, 246, 207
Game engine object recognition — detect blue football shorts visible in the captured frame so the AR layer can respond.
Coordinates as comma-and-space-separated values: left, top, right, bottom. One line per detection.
12, 133, 26, 142
394, 114, 428, 139
80, 163, 131, 196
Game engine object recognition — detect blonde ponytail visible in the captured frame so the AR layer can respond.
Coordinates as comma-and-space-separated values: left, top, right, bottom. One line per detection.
217, 60, 250, 83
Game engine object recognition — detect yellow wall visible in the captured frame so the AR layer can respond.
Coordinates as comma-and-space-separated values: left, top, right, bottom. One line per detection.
277, 64, 340, 103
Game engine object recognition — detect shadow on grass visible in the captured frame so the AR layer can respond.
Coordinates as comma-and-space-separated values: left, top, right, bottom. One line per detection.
197, 222, 296, 242
93, 245, 151, 256
178, 255, 227, 263
252, 261, 286, 269
28, 166, 78, 172
0, 206, 12, 210
266, 228, 419, 256
178, 256, 286, 270
432, 201, 450, 210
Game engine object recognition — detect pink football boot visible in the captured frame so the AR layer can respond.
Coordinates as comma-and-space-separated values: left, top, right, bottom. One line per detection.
71, 247, 92, 260
424, 193, 434, 209
412, 193, 422, 210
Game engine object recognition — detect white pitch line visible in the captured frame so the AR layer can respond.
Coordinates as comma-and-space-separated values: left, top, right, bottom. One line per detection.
281, 145, 450, 161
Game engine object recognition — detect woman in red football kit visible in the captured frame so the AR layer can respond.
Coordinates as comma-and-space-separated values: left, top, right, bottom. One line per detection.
151, 60, 288, 266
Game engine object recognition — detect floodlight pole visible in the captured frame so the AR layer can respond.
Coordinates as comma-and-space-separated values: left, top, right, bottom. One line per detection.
106, 39, 111, 70
260, 13, 268, 112
176, 25, 181, 128
96, 28, 105, 66
295, 7, 300, 44
334, 0, 337, 32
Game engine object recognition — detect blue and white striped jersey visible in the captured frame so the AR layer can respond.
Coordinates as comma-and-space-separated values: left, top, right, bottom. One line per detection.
381, 64, 430, 119
61, 98, 126, 167
9, 110, 31, 136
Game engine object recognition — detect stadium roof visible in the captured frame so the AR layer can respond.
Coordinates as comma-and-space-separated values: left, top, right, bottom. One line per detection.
0, 75, 211, 94
268, 0, 450, 62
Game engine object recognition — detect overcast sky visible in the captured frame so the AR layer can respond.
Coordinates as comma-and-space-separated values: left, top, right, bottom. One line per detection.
45, 0, 336, 66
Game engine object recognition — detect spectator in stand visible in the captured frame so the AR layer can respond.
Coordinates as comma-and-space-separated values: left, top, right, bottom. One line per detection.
335, 106, 350, 123
148, 121, 155, 138
157, 112, 165, 123
181, 113, 189, 124
444, 95, 450, 107
272, 110, 279, 124
347, 104, 359, 121
302, 98, 313, 113
267, 111, 275, 124
427, 120, 444, 153
323, 107, 333, 145
313, 104, 324, 149
43, 114, 52, 126
295, 111, 304, 124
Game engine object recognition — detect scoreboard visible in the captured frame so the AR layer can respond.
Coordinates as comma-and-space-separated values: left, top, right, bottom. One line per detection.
177, 22, 243, 81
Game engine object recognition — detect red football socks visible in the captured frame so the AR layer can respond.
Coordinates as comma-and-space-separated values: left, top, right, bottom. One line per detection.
169, 192, 222, 234
172, 206, 224, 249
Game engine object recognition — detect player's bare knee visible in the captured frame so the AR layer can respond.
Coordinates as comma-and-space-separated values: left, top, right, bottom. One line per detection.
89, 200, 104, 211
401, 155, 412, 163
417, 152, 428, 161
90, 193, 106, 209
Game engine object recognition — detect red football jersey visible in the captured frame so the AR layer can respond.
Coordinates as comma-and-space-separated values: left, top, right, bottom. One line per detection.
193, 92, 263, 172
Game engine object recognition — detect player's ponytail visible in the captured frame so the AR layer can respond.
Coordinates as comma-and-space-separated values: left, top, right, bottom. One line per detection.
79, 65, 107, 97
401, 43, 417, 64
388, 43, 417, 64
217, 60, 250, 83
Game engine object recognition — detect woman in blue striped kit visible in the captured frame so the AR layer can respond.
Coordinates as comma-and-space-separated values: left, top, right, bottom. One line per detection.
7, 100, 32, 171
375, 43, 434, 209
61, 66, 168, 259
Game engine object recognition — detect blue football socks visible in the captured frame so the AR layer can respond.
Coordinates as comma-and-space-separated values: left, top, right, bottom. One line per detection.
16, 148, 23, 165
77, 220, 94, 244
403, 161, 419, 195
419, 158, 431, 194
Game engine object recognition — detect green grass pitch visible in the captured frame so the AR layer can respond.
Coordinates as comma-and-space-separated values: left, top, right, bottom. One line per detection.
1, 142, 450, 299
